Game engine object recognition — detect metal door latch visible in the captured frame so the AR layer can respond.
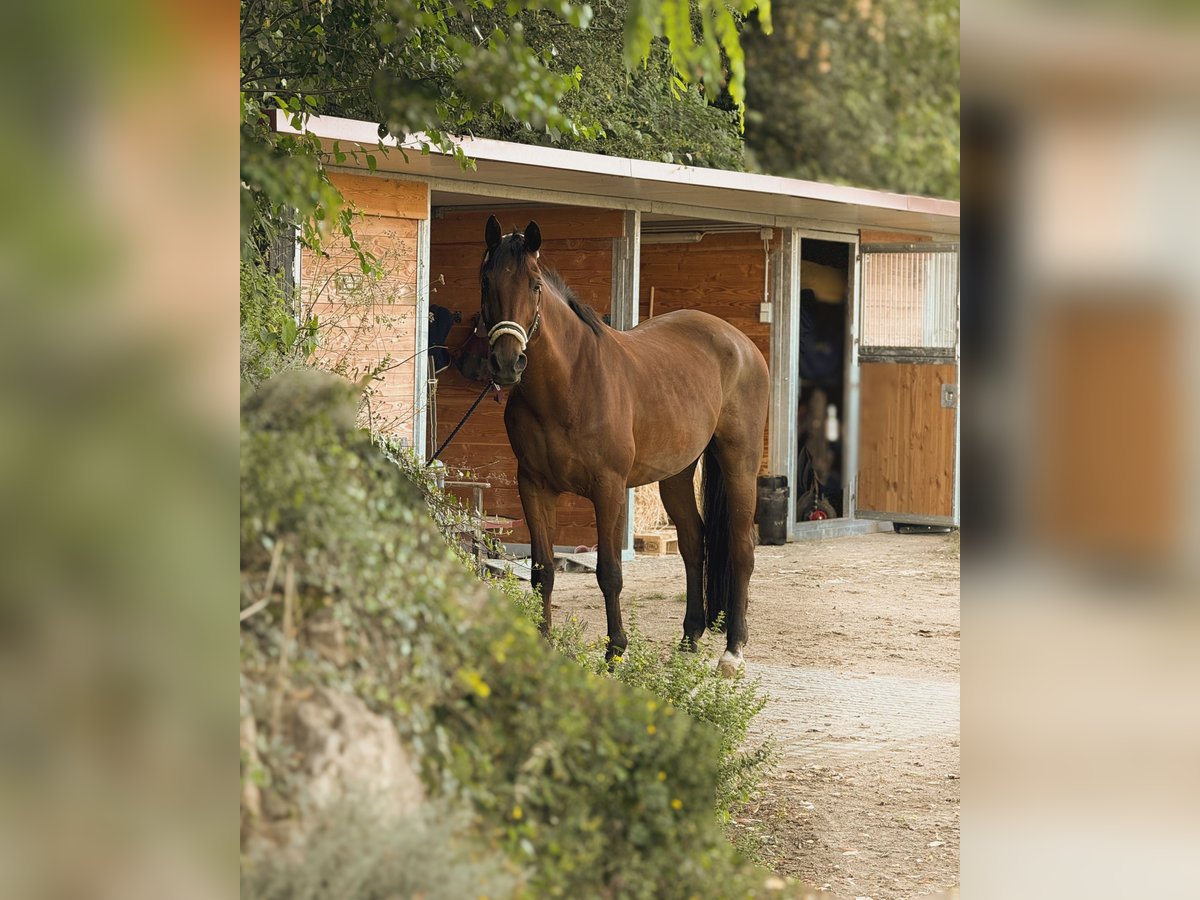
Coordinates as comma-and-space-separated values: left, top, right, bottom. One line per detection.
940, 384, 958, 409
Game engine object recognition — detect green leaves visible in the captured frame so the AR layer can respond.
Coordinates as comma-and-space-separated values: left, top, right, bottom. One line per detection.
619, 0, 771, 115
741, 0, 958, 197
445, 1, 748, 168
623, 0, 656, 70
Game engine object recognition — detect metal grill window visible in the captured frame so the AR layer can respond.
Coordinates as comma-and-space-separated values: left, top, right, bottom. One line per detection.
860, 243, 959, 353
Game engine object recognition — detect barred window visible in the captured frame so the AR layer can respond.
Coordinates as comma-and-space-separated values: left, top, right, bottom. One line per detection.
860, 243, 959, 355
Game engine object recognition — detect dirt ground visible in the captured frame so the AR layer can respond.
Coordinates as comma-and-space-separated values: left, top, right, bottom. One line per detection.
550, 531, 960, 900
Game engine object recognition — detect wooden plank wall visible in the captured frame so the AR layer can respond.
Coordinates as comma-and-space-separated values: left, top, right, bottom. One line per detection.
302, 173, 428, 443
430, 207, 624, 547
639, 231, 776, 471
856, 362, 956, 518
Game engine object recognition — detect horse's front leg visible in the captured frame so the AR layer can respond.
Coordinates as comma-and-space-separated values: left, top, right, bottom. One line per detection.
592, 478, 629, 662
517, 469, 560, 635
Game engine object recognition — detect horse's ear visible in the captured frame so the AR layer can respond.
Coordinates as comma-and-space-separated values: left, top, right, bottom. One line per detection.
524, 220, 541, 255
485, 215, 501, 249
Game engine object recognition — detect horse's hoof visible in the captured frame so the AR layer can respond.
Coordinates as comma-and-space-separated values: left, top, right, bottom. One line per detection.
716, 649, 744, 678
604, 639, 628, 671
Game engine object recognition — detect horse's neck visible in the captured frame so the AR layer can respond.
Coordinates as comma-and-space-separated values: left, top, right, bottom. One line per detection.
518, 292, 598, 409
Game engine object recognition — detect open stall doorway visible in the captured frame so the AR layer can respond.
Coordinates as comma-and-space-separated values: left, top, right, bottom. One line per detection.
796, 239, 852, 523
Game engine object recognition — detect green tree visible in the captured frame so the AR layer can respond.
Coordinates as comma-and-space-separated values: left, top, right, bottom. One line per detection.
434, 2, 752, 169
741, 0, 958, 199
240, 0, 770, 258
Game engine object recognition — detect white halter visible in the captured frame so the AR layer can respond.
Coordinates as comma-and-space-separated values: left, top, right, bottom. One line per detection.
483, 232, 541, 353
487, 319, 530, 353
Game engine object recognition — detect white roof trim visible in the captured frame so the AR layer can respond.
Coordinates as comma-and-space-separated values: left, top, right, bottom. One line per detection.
273, 111, 959, 234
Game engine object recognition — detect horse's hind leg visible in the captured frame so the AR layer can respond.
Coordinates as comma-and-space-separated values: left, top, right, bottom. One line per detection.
592, 476, 630, 661
715, 444, 760, 676
658, 461, 704, 649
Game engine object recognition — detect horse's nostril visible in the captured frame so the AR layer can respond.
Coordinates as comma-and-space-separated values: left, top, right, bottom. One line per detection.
515, 353, 528, 373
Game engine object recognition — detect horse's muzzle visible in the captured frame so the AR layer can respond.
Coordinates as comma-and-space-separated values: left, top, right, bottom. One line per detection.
488, 350, 527, 386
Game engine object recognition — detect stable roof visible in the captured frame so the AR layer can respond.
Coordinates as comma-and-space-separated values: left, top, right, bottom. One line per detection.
274, 112, 959, 236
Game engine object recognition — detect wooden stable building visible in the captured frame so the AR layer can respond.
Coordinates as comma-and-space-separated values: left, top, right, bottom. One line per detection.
278, 113, 960, 549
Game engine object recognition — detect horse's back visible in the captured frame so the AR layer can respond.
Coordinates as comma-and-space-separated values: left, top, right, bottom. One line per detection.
613, 309, 767, 480
624, 309, 766, 390
626, 308, 757, 357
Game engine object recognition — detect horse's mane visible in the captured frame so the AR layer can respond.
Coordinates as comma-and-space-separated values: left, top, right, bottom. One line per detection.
542, 267, 604, 337
482, 234, 604, 337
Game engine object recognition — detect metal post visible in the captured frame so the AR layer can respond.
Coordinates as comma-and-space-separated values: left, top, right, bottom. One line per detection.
768, 228, 801, 541
845, 235, 861, 520
413, 214, 431, 460
612, 210, 641, 559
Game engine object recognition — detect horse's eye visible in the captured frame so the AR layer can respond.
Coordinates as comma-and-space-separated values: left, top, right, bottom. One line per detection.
533, 281, 542, 293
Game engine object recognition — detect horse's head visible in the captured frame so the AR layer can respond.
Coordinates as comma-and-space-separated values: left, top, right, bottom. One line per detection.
480, 215, 543, 386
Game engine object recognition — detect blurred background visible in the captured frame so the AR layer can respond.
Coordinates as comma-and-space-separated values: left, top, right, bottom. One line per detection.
0, 2, 235, 898
961, 1, 1200, 896
0, 0, 1196, 897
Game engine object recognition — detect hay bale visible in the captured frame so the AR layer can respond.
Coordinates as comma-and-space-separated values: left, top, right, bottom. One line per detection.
631, 460, 703, 534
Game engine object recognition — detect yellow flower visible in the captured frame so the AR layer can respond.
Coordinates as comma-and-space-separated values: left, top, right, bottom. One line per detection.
511, 805, 523, 821
671, 798, 683, 810
657, 771, 667, 782
458, 668, 491, 698
646, 724, 657, 735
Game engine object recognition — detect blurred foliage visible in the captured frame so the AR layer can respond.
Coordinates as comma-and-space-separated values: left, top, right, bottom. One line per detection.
742, 0, 959, 198
240, 368, 788, 898
243, 799, 521, 900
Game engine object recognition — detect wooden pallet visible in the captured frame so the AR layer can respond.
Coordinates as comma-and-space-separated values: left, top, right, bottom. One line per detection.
634, 530, 679, 556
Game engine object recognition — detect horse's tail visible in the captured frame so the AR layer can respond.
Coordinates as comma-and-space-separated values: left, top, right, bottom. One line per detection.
702, 439, 733, 632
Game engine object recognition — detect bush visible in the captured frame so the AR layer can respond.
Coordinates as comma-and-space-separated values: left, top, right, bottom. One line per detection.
381, 434, 776, 827
240, 259, 317, 386
241, 369, 792, 898
607, 623, 775, 823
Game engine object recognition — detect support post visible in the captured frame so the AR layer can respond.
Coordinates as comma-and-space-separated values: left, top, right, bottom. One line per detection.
844, 237, 862, 520
768, 228, 801, 541
413, 215, 431, 460
612, 210, 641, 559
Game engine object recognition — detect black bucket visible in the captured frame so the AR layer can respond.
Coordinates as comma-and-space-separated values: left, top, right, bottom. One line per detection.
756, 475, 789, 546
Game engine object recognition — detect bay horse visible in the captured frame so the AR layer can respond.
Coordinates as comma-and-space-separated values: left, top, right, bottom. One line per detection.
480, 216, 769, 675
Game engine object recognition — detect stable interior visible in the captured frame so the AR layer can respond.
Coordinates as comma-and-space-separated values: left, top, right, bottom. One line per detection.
796, 238, 852, 523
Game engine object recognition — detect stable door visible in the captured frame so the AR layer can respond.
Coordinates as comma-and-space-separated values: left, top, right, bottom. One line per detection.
854, 242, 960, 526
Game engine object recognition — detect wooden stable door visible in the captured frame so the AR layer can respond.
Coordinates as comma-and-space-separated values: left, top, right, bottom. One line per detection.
854, 243, 959, 525
857, 361, 957, 522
